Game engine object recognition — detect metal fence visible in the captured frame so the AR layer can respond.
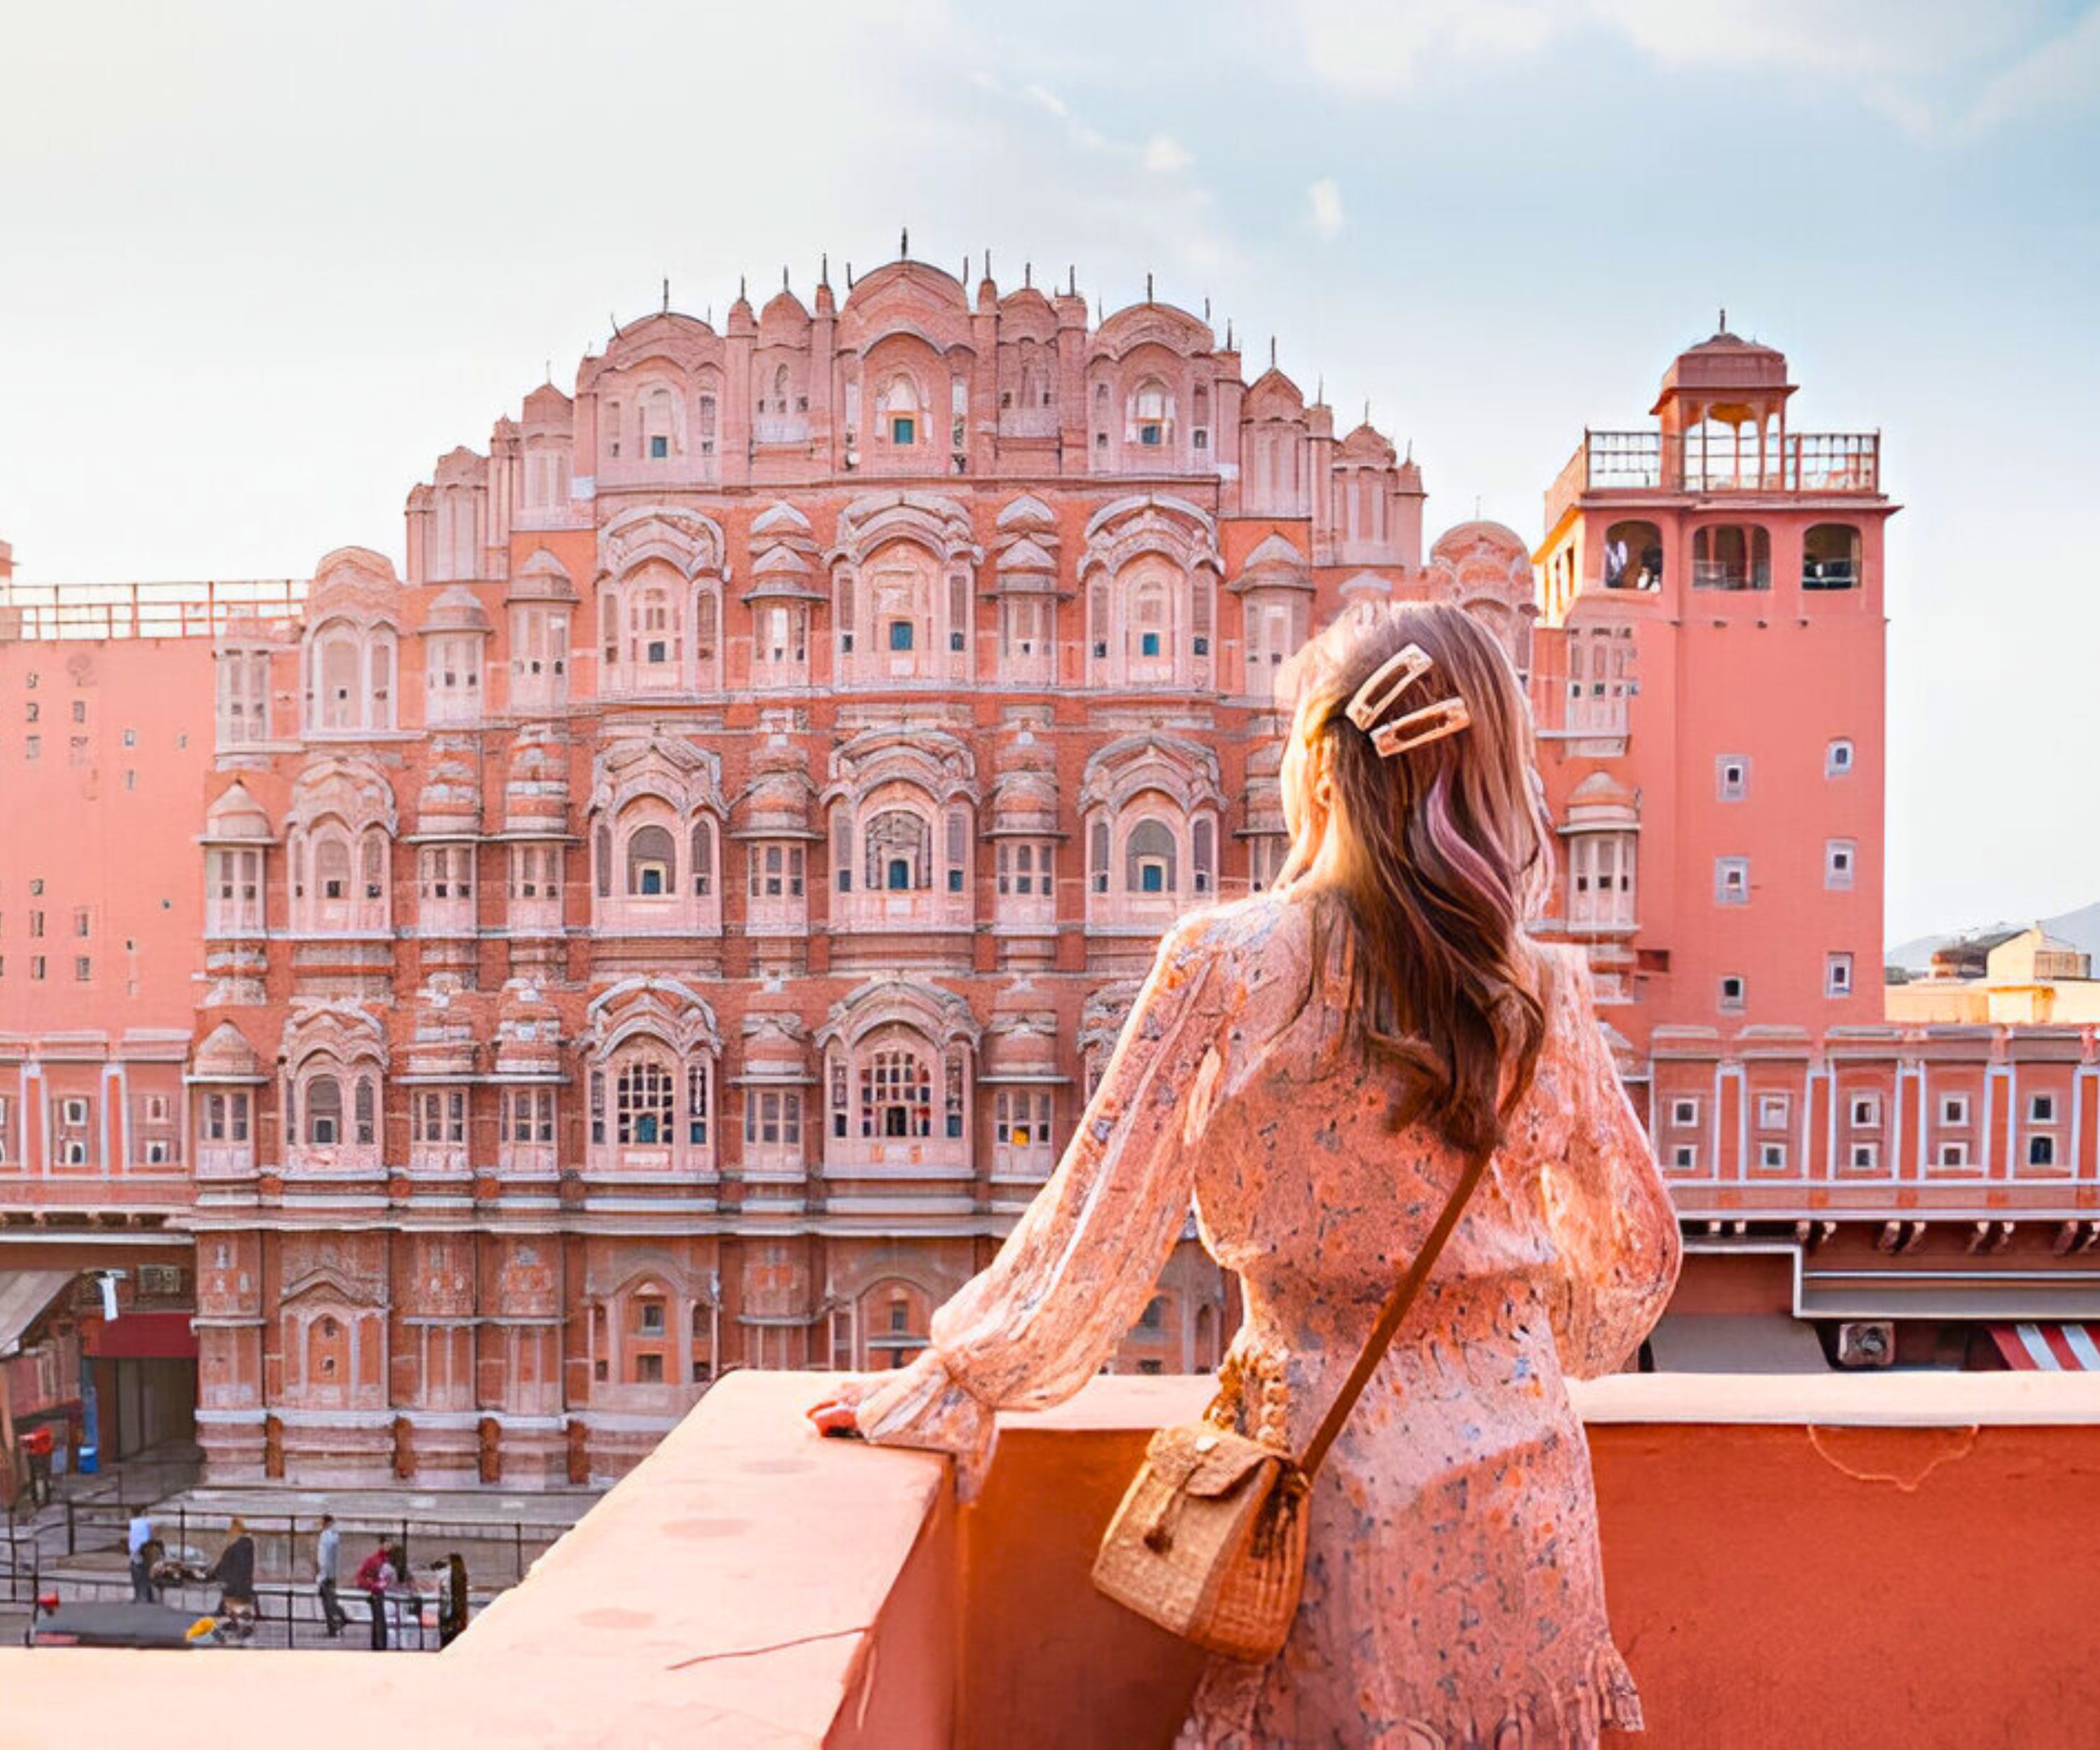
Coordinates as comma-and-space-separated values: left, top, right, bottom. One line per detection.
3, 1494, 542, 1651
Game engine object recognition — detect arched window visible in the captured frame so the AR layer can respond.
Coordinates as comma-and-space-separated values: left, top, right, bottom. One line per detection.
1128, 578, 1172, 677
307, 1074, 342, 1145
864, 810, 930, 892
773, 364, 790, 410
881, 377, 918, 447
694, 588, 719, 671
1191, 818, 1215, 895
1130, 379, 1173, 447
862, 1044, 932, 1139
1603, 519, 1663, 590
1089, 818, 1111, 894
615, 1057, 675, 1144
594, 824, 612, 897
689, 818, 715, 897
640, 386, 676, 461
632, 584, 678, 667
314, 834, 351, 903
626, 825, 676, 896
1126, 819, 1177, 894
319, 635, 358, 730
1804, 524, 1861, 590
1692, 525, 1770, 592
369, 637, 393, 727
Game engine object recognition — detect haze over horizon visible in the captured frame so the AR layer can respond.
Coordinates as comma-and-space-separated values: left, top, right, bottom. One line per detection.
2, 0, 2094, 944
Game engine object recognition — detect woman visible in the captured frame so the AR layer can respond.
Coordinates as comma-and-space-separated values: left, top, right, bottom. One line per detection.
811, 601, 1679, 1746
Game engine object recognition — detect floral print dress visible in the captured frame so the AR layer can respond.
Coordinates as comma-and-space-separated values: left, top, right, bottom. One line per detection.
853, 895, 1681, 1749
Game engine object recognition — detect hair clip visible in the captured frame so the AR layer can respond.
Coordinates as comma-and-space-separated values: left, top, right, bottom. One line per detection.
1344, 644, 1433, 733
1369, 697, 1471, 758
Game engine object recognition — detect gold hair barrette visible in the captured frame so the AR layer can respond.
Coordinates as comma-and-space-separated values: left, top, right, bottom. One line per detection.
1343, 643, 1471, 759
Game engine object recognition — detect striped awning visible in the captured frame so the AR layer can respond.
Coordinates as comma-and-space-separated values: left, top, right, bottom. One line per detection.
1990, 1322, 2100, 1371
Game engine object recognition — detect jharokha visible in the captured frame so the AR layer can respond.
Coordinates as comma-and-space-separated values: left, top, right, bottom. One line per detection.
0, 255, 2066, 1492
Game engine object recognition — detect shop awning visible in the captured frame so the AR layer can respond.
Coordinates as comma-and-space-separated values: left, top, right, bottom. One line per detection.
1645, 1312, 1830, 1373
0, 1272, 76, 1359
1989, 1323, 2100, 1371
85, 1311, 197, 1360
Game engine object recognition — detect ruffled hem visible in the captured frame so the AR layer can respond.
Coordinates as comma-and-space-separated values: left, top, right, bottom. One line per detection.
1178, 1642, 1645, 1749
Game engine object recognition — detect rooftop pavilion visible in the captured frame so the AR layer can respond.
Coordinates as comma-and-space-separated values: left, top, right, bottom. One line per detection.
4, 1368, 2096, 1747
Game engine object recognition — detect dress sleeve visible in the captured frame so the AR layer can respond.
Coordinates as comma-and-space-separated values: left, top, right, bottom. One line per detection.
853, 912, 1238, 1494
1536, 951, 1681, 1378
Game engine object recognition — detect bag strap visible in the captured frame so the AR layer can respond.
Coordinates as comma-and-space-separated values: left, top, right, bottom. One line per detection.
1297, 953, 1555, 1479
1298, 1140, 1494, 1478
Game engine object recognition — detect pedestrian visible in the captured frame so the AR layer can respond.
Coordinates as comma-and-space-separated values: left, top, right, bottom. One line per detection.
20, 1424, 52, 1508
353, 1536, 396, 1651
206, 1516, 258, 1642
127, 1505, 157, 1603
315, 1512, 347, 1639
438, 1552, 468, 1648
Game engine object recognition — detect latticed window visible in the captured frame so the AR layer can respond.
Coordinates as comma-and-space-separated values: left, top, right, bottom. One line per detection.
412, 1088, 466, 1144
864, 811, 930, 892
616, 1060, 675, 1144
748, 842, 806, 899
861, 1049, 932, 1139
944, 808, 969, 893
200, 1091, 251, 1143
504, 1087, 554, 1143
995, 1090, 1052, 1149
690, 819, 714, 896
305, 1075, 342, 1145
626, 825, 675, 896
687, 1063, 710, 1147
354, 1077, 376, 1146
997, 841, 1053, 897
1126, 819, 1177, 894
1089, 819, 1111, 894
743, 1088, 804, 1147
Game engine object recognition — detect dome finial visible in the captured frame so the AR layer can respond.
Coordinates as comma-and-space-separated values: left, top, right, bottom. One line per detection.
900, 225, 909, 259
661, 277, 669, 315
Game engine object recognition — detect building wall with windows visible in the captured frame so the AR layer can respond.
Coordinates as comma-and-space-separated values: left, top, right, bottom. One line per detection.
180, 258, 1456, 1485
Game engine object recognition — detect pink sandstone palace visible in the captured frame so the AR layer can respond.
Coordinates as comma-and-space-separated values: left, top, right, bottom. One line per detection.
1, 256, 2093, 1490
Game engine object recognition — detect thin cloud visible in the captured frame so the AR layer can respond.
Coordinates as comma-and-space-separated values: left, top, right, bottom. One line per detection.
1292, 0, 2092, 138
1308, 178, 1345, 238
1144, 134, 1194, 174
1957, 4, 2100, 137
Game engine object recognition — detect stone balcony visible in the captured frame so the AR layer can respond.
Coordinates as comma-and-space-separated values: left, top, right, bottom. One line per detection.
6, 1369, 2098, 1746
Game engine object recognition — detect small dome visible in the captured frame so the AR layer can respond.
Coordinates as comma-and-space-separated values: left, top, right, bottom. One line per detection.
422, 584, 491, 633
506, 549, 578, 604
203, 780, 273, 843
192, 1021, 264, 1081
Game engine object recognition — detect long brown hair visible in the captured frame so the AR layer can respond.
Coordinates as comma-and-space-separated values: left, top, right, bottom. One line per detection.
1278, 601, 1554, 1155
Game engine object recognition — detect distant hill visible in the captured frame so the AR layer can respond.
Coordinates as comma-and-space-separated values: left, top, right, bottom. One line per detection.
1886, 900, 2100, 975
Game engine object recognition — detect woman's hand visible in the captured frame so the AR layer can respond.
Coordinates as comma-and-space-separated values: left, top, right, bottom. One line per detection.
806, 1375, 874, 1439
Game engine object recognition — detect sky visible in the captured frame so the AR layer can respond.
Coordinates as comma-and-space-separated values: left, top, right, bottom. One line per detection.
1, 0, 2095, 944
